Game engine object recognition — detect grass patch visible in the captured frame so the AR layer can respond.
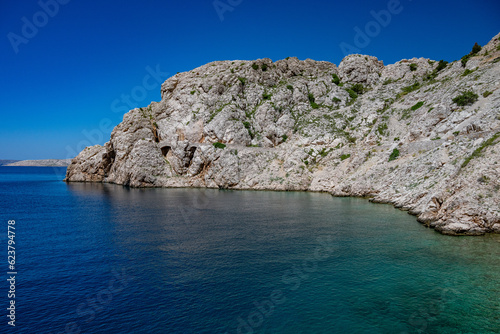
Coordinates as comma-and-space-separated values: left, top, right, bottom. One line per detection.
340, 154, 351, 161
377, 123, 388, 136
483, 91, 493, 98
462, 69, 474, 76
399, 82, 421, 97
409, 63, 417, 71
388, 148, 400, 162
411, 101, 424, 111
213, 142, 226, 149
383, 78, 394, 85
461, 132, 500, 168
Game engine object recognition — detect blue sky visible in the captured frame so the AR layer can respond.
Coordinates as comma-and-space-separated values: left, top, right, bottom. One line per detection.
1, 0, 499, 160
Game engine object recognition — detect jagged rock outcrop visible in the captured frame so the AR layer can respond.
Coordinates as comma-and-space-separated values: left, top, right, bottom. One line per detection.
66, 33, 500, 235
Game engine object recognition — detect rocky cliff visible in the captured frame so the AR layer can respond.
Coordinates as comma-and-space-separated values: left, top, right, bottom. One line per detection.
66, 33, 500, 235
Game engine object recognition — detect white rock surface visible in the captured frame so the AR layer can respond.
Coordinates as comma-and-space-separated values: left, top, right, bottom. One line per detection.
66, 33, 500, 235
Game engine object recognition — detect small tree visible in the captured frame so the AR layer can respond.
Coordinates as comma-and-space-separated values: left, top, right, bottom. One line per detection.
471, 42, 482, 55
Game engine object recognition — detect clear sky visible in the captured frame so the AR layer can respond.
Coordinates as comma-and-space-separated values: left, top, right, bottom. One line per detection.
1, 0, 499, 160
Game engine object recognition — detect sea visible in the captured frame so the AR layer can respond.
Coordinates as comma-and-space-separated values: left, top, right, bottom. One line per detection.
0, 166, 498, 334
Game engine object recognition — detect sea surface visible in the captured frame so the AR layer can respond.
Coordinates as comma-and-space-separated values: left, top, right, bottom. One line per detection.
0, 166, 499, 334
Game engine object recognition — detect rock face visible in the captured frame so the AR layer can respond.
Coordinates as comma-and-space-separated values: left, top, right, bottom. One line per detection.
66, 33, 500, 235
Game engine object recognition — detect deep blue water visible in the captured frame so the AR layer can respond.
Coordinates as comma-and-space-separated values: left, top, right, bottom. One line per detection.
0, 166, 499, 334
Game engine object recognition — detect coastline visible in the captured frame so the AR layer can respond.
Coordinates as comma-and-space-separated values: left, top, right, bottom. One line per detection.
65, 33, 500, 236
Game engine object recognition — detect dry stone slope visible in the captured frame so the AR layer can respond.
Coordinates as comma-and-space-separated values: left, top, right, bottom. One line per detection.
66, 33, 500, 235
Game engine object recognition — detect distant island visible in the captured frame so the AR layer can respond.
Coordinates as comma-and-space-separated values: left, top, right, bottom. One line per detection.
0, 160, 20, 166
3, 159, 72, 167
65, 33, 500, 235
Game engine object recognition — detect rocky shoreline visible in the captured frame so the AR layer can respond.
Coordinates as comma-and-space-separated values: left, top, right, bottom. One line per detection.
66, 33, 500, 235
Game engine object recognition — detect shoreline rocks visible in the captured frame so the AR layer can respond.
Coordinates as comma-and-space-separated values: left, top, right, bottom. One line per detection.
66, 33, 500, 236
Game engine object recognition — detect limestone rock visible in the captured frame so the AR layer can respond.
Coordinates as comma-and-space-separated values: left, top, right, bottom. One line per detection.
66, 33, 500, 235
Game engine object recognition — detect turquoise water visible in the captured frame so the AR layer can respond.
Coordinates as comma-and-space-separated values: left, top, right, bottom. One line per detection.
0, 167, 499, 333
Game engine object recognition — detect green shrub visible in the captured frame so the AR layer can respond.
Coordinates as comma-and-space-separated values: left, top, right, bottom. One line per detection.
261, 64, 268, 71
190, 90, 196, 95
318, 148, 330, 157
308, 93, 319, 109
409, 63, 417, 71
286, 85, 293, 91
377, 123, 388, 135
388, 148, 400, 162
401, 82, 421, 94
238, 77, 247, 85
213, 142, 226, 149
262, 92, 272, 100
308, 93, 315, 103
340, 154, 350, 161
251, 63, 259, 70
436, 60, 448, 72
332, 97, 341, 103
461, 55, 470, 67
345, 89, 358, 99
462, 69, 474, 76
393, 137, 400, 141
351, 83, 364, 95
483, 91, 493, 98
282, 134, 288, 142
452, 91, 478, 106
383, 78, 394, 85
411, 101, 424, 111
332, 73, 340, 85
230, 69, 234, 73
